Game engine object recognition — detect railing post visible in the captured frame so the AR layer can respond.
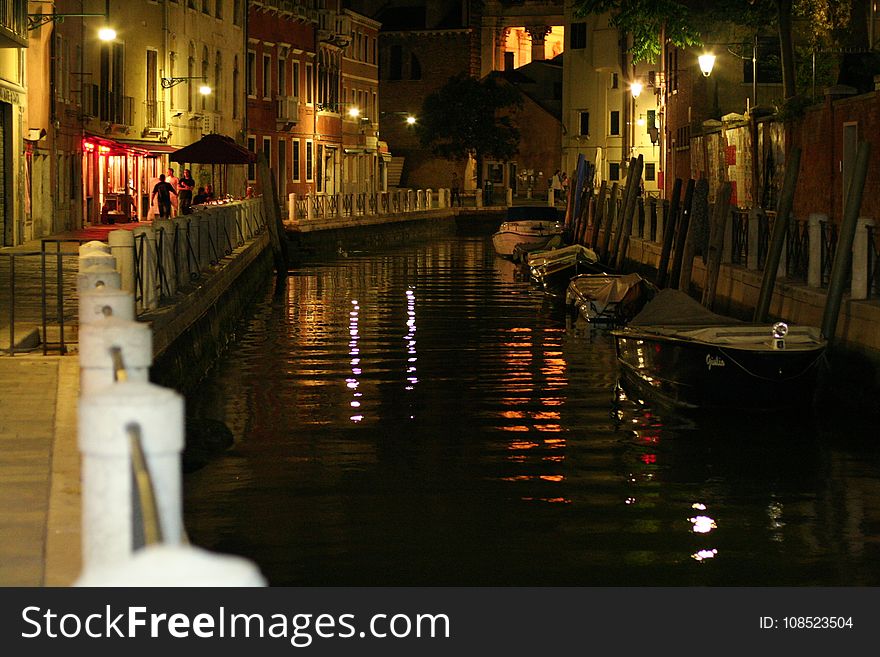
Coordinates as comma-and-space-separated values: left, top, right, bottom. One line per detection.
851, 216, 876, 299
306, 193, 314, 221
288, 193, 297, 223
133, 225, 158, 311
78, 380, 184, 571
807, 213, 826, 288
506, 187, 513, 206
154, 219, 177, 297
108, 229, 136, 294
475, 188, 483, 209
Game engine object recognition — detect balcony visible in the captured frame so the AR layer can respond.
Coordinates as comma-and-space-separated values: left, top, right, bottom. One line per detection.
276, 95, 299, 126
144, 100, 165, 130
0, 0, 27, 48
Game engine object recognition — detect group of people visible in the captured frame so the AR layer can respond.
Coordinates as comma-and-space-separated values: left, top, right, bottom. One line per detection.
549, 169, 569, 203
150, 167, 214, 219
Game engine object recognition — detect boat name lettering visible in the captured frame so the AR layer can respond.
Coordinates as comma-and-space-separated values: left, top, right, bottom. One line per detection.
706, 355, 726, 370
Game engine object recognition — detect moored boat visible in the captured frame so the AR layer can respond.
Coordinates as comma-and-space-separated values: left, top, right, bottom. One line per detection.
492, 219, 564, 258
565, 273, 657, 324
612, 289, 827, 411
527, 245, 605, 295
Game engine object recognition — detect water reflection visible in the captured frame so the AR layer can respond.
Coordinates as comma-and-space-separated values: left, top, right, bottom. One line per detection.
183, 234, 880, 586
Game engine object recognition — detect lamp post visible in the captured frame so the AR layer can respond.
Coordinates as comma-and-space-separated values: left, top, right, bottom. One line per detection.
161, 77, 212, 95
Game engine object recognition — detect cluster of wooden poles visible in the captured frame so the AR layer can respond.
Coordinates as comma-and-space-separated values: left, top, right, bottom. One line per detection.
556, 142, 871, 346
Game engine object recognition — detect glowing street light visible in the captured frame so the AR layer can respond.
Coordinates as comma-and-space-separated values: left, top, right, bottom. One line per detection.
348, 107, 361, 119
198, 84, 212, 96
405, 115, 417, 125
97, 26, 116, 41
630, 81, 643, 98
698, 52, 717, 77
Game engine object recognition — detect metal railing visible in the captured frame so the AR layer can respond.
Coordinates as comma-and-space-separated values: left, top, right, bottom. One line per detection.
786, 218, 810, 282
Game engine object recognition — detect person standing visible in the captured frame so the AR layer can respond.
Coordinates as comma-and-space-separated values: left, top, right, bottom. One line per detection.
550, 169, 563, 203
166, 167, 180, 216
451, 171, 461, 207
178, 168, 195, 214
151, 174, 177, 219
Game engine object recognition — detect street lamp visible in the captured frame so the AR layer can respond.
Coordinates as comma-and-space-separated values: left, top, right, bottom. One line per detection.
161, 77, 212, 95
28, 0, 115, 39
698, 53, 716, 77
630, 81, 643, 98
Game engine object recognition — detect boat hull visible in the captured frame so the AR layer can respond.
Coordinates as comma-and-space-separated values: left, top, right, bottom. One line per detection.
492, 220, 563, 258
614, 331, 825, 411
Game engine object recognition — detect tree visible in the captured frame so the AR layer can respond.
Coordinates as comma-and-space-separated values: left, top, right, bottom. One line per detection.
416, 73, 523, 187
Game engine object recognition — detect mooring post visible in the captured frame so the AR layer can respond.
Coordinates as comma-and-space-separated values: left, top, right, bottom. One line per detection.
754, 147, 802, 323
678, 178, 708, 293
615, 156, 644, 271
821, 142, 871, 341
701, 181, 733, 309
590, 181, 608, 251
851, 216, 876, 299
669, 179, 695, 289
656, 178, 682, 288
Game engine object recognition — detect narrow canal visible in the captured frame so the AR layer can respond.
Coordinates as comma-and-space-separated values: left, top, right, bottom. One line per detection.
183, 228, 880, 586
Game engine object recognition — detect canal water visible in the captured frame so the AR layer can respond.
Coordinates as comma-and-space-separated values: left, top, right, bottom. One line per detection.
183, 229, 880, 586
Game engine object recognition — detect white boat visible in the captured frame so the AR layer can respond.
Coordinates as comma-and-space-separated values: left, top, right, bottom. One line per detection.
565, 273, 656, 324
492, 220, 563, 258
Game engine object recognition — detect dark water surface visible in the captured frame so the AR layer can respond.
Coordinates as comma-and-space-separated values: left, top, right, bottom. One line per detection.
183, 233, 880, 586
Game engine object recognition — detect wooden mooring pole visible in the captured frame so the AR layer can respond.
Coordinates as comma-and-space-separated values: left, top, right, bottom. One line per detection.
701, 181, 732, 310
655, 178, 682, 288
821, 142, 871, 343
753, 147, 801, 323
668, 179, 695, 289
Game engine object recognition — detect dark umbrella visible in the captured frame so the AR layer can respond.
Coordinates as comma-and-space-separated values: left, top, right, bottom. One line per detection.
169, 134, 255, 196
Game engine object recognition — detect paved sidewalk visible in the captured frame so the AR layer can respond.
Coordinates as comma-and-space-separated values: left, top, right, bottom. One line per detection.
0, 355, 80, 586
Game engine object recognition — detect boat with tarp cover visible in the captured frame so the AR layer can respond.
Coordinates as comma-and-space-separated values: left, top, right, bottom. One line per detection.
565, 273, 657, 325
612, 289, 827, 410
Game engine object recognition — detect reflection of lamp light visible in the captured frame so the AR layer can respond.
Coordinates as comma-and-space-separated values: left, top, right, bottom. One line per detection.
698, 53, 716, 77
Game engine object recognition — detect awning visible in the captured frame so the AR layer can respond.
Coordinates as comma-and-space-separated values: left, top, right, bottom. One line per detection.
116, 139, 179, 156
83, 134, 177, 157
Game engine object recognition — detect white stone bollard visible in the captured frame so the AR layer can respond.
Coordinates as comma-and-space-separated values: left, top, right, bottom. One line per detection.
506, 187, 513, 206
79, 316, 152, 394
79, 240, 111, 256
476, 189, 483, 209
79, 250, 117, 270
133, 225, 158, 311
78, 264, 122, 294
807, 213, 826, 288
75, 543, 266, 587
79, 287, 136, 325
108, 229, 136, 294
851, 217, 876, 299
78, 381, 184, 572
547, 191, 554, 207
154, 219, 177, 298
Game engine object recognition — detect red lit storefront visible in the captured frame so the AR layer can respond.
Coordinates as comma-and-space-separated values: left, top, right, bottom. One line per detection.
81, 135, 177, 224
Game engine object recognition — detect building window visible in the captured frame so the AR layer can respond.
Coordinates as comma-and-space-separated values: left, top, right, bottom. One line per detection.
609, 162, 620, 181
278, 58, 286, 97
292, 61, 300, 98
305, 63, 313, 104
262, 54, 271, 99
292, 138, 300, 182
579, 111, 589, 136
233, 0, 242, 26
277, 139, 286, 196
610, 110, 620, 136
202, 0, 209, 14
246, 50, 256, 96
645, 162, 656, 181
611, 72, 618, 89
247, 135, 256, 181
410, 53, 421, 80
215, 0, 222, 19
305, 139, 313, 181
389, 44, 402, 80
570, 22, 587, 49
233, 55, 240, 118
647, 109, 656, 130
214, 51, 222, 112
316, 144, 323, 193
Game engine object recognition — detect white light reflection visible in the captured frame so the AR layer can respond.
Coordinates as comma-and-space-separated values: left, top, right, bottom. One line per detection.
689, 515, 717, 534
404, 288, 418, 393
349, 299, 362, 422
691, 549, 718, 562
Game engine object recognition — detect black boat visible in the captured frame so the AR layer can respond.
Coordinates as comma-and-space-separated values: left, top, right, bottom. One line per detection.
612, 289, 827, 411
